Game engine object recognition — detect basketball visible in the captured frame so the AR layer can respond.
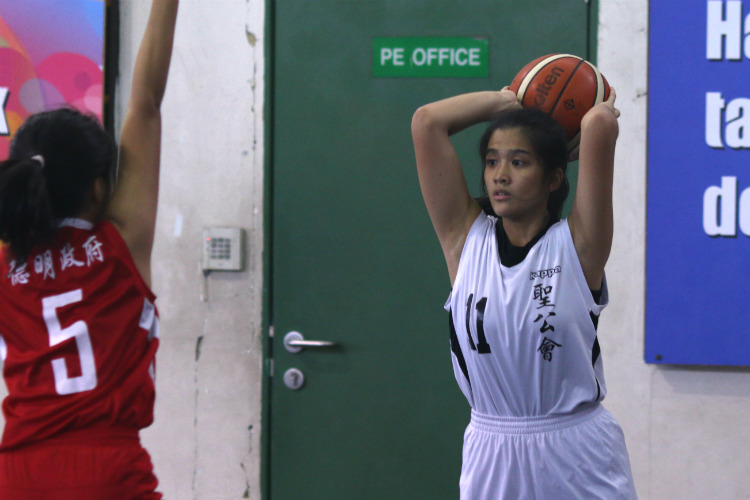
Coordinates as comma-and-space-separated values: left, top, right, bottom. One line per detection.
509, 54, 610, 151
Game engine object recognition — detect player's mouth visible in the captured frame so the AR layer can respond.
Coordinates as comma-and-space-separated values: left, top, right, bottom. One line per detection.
492, 189, 511, 201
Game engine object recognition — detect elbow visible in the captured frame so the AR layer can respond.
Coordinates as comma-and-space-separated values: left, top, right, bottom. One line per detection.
411, 105, 430, 135
129, 95, 163, 119
411, 104, 448, 140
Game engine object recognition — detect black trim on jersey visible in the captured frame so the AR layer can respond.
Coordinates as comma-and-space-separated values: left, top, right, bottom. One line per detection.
589, 310, 600, 330
590, 289, 603, 401
592, 336, 601, 365
589, 288, 602, 330
591, 336, 602, 400
495, 217, 559, 267
449, 312, 471, 388
591, 287, 603, 306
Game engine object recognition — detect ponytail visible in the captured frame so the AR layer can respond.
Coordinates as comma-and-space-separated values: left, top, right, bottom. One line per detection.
0, 107, 117, 262
0, 158, 56, 262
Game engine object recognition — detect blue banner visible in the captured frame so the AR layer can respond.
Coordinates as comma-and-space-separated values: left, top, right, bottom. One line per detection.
646, 0, 750, 365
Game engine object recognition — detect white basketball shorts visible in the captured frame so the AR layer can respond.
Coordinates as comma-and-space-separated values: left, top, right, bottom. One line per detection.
460, 404, 638, 500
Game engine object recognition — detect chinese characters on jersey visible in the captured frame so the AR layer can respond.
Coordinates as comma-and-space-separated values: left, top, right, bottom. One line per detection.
531, 267, 562, 361
7, 236, 105, 286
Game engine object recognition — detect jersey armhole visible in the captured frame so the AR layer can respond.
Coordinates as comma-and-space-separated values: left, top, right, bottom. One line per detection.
558, 219, 608, 315
446, 211, 490, 309
97, 220, 157, 302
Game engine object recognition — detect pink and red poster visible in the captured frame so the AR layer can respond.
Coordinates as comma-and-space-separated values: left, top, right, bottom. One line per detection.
0, 0, 106, 158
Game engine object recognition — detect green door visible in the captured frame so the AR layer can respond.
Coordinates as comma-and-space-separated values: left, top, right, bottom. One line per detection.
269, 2, 593, 499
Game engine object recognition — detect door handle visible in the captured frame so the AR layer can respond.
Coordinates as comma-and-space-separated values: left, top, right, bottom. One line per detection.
283, 331, 337, 353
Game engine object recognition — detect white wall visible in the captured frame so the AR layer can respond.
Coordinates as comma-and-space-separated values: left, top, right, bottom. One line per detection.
117, 1, 266, 498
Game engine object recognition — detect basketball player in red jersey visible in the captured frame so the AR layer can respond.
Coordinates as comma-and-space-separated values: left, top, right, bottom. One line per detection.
0, 1, 177, 498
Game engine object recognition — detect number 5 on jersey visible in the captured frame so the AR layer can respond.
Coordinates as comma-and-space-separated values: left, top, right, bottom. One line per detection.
42, 289, 97, 395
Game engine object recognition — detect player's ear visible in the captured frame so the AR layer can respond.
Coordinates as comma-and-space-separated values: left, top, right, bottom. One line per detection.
91, 178, 110, 209
548, 168, 564, 192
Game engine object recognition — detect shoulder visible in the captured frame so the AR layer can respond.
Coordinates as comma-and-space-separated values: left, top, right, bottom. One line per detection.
530, 218, 578, 265
451, 212, 497, 283
464, 211, 496, 248
519, 219, 570, 256
93, 219, 124, 241
543, 218, 572, 244
474, 210, 496, 232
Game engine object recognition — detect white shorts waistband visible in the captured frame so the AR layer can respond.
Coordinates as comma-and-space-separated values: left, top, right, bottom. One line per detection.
469, 403, 604, 434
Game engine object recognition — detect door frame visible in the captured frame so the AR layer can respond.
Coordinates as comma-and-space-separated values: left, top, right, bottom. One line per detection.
260, 1, 275, 499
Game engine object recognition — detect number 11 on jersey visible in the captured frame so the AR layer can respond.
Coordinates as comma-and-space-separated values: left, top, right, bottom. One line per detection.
465, 294, 492, 354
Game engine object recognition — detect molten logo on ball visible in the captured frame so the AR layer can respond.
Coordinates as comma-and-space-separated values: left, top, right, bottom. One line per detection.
532, 65, 565, 107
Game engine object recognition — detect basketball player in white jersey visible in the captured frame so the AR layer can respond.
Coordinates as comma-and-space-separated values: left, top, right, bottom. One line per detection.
411, 87, 637, 499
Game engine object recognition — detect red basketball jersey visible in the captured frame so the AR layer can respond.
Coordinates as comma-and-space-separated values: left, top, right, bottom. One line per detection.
0, 219, 159, 450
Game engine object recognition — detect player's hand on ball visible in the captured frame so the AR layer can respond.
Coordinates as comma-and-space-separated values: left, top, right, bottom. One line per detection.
499, 86, 522, 109
601, 87, 620, 118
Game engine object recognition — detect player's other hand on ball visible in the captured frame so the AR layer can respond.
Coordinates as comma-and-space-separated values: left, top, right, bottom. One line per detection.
588, 87, 620, 122
586, 86, 620, 130
599, 86, 620, 118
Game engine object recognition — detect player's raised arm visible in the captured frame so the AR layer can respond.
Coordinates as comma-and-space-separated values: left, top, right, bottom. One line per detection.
411, 89, 519, 283
567, 88, 620, 291
105, 0, 178, 286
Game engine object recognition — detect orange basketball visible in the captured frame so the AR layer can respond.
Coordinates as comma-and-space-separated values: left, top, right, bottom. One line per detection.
509, 54, 610, 151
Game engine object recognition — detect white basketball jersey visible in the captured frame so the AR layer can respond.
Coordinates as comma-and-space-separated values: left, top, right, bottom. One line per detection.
445, 212, 607, 417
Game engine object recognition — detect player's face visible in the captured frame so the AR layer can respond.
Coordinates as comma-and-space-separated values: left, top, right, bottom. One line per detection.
483, 128, 558, 222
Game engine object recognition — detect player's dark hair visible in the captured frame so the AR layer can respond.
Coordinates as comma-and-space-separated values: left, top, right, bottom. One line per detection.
0, 108, 117, 262
476, 107, 569, 221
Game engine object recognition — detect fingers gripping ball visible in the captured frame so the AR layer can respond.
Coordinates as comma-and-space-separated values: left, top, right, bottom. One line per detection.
509, 54, 610, 151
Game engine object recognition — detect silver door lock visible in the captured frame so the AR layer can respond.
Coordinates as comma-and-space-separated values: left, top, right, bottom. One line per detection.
283, 367, 305, 390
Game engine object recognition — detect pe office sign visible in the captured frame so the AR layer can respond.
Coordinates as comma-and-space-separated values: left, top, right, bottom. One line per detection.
647, 0, 750, 365
0, 0, 105, 159
373, 37, 489, 78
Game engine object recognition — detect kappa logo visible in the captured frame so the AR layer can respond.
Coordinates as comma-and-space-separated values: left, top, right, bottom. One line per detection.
529, 265, 561, 280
